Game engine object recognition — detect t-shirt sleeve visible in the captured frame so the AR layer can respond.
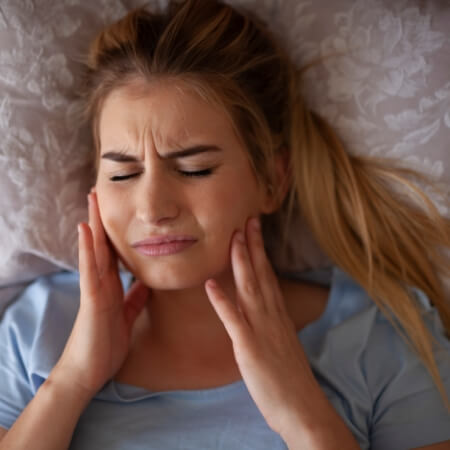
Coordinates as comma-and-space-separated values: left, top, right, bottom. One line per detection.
0, 292, 36, 429
367, 289, 450, 450
0, 270, 134, 431
305, 274, 450, 450
0, 273, 82, 429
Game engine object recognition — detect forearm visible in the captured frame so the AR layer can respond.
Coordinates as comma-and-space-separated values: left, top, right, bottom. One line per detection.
281, 386, 360, 450
0, 369, 94, 450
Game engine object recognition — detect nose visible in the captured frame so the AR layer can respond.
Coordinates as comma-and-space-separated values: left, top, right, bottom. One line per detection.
134, 166, 180, 226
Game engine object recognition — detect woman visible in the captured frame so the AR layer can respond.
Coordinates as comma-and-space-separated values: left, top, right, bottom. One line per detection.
0, 0, 449, 448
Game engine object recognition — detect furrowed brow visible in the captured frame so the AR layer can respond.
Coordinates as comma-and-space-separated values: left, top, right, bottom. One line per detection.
101, 145, 222, 163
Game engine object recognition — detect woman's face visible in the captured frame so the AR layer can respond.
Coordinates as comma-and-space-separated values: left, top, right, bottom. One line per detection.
96, 79, 276, 290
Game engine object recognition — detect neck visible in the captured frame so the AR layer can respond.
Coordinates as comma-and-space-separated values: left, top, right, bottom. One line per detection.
135, 268, 238, 358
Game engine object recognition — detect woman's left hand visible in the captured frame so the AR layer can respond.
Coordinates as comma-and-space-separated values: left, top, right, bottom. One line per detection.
204, 216, 323, 438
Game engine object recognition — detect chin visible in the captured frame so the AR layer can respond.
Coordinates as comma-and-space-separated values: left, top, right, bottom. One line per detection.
137, 273, 207, 291
128, 258, 231, 291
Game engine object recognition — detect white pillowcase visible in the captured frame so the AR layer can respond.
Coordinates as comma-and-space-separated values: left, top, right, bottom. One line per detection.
0, 0, 449, 306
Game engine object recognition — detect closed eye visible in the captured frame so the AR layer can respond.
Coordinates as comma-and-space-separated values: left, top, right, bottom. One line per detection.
179, 168, 214, 177
109, 173, 139, 182
109, 168, 214, 182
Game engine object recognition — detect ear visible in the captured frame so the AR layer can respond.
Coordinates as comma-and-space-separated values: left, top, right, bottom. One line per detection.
260, 149, 291, 214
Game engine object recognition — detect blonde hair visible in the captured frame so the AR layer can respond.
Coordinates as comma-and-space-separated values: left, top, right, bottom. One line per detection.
78, 0, 450, 411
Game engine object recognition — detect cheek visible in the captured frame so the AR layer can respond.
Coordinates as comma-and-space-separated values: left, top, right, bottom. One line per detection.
199, 178, 258, 241
96, 191, 130, 246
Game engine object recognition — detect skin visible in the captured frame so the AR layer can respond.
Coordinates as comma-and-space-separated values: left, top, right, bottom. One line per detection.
95, 78, 288, 362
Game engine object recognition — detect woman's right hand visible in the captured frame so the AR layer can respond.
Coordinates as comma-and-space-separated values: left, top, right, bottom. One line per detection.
53, 188, 150, 398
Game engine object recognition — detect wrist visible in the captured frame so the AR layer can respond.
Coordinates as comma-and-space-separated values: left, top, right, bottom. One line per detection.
283, 416, 359, 450
280, 389, 360, 450
47, 366, 97, 406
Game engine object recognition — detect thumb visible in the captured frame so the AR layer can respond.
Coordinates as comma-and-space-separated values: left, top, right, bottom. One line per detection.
123, 280, 150, 328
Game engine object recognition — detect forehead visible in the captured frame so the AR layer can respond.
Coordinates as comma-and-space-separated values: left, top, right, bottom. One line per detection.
98, 79, 239, 150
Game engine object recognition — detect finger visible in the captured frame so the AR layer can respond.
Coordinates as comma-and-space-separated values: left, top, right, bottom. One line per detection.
123, 280, 150, 328
245, 216, 285, 315
231, 229, 267, 318
78, 222, 100, 300
88, 191, 114, 276
205, 279, 250, 343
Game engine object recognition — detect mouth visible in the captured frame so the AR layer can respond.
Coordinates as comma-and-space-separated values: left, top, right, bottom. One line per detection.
131, 235, 197, 246
132, 239, 197, 256
131, 235, 198, 257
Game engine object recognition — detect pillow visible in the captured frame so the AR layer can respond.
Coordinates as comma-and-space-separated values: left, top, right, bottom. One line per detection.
0, 0, 449, 299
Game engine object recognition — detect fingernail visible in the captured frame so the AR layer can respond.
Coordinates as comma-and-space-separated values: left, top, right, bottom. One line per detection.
77, 223, 82, 233
235, 230, 245, 244
250, 216, 260, 231
87, 193, 92, 204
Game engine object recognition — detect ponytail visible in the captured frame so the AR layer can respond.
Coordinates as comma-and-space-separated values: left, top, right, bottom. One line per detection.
284, 71, 450, 411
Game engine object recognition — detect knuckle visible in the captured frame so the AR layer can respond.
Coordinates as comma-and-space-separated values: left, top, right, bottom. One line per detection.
242, 280, 259, 297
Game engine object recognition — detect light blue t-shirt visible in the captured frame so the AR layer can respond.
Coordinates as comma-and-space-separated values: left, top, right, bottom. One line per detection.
0, 266, 449, 449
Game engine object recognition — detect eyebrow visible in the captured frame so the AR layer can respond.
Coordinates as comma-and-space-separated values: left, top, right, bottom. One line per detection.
101, 145, 222, 162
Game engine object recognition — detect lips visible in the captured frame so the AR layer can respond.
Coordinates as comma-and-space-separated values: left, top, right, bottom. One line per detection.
131, 235, 197, 247
131, 235, 197, 257
131, 235, 198, 257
